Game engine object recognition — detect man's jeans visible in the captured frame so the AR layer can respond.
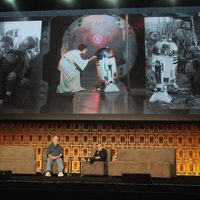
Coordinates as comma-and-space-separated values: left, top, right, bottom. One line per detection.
46, 157, 64, 172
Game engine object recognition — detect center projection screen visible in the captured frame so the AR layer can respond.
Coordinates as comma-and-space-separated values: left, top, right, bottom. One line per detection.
0, 7, 200, 121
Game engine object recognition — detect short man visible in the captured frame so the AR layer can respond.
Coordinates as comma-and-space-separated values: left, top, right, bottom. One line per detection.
90, 143, 107, 164
45, 135, 64, 177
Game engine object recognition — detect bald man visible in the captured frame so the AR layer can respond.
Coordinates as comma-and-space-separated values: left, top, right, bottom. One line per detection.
45, 135, 64, 177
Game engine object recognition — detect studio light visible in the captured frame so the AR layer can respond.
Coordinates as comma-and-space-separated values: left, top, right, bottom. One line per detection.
104, 0, 120, 6
169, 0, 177, 6
62, 0, 75, 5
5, 0, 18, 10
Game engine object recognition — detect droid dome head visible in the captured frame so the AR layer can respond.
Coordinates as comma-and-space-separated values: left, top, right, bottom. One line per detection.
95, 47, 114, 60
153, 39, 178, 56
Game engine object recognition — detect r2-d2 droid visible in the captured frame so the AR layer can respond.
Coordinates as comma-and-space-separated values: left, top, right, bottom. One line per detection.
149, 39, 178, 103
95, 47, 119, 92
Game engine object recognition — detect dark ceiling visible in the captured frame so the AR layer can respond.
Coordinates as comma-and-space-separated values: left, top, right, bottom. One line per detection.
0, 0, 200, 12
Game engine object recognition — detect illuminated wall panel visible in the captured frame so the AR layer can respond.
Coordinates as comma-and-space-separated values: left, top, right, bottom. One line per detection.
0, 122, 200, 175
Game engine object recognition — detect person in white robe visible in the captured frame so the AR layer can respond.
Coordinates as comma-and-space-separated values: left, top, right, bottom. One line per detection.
57, 44, 96, 93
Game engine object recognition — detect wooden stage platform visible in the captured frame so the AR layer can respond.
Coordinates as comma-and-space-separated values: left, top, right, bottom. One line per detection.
0, 174, 200, 200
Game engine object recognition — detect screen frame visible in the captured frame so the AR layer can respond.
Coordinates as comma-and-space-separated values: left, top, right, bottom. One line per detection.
0, 6, 200, 121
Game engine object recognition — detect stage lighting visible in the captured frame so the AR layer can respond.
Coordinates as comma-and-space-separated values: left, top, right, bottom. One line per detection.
169, 0, 177, 5
104, 0, 120, 6
61, 0, 76, 7
5, 0, 17, 10
6, 0, 14, 2
6, 0, 15, 4
62, 0, 75, 4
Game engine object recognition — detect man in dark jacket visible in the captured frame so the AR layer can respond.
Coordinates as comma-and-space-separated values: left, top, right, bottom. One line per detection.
0, 36, 25, 103
90, 143, 107, 164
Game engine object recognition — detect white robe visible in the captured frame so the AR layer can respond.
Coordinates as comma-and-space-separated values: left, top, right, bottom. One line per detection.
57, 50, 89, 93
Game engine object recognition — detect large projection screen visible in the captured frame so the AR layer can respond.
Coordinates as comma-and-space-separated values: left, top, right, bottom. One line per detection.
0, 7, 200, 121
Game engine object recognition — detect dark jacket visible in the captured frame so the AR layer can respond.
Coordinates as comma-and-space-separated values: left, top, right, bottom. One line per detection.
94, 148, 107, 161
0, 50, 25, 75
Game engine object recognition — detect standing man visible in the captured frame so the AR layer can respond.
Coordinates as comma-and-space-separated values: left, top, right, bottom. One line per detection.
90, 143, 107, 164
45, 135, 64, 177
155, 60, 161, 84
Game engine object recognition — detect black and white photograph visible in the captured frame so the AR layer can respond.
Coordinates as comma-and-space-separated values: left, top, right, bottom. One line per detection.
41, 14, 145, 115
144, 15, 200, 114
0, 20, 42, 113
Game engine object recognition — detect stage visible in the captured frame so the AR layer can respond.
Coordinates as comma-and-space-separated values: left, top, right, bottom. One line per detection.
0, 174, 200, 199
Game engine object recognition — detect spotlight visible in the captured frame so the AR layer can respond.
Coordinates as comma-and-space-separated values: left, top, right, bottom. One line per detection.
5, 0, 17, 10
168, 0, 177, 5
107, 0, 118, 2
103, 0, 120, 6
62, 0, 75, 4
61, 0, 76, 7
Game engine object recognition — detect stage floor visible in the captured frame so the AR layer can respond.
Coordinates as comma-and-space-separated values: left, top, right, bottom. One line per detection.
0, 174, 200, 199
